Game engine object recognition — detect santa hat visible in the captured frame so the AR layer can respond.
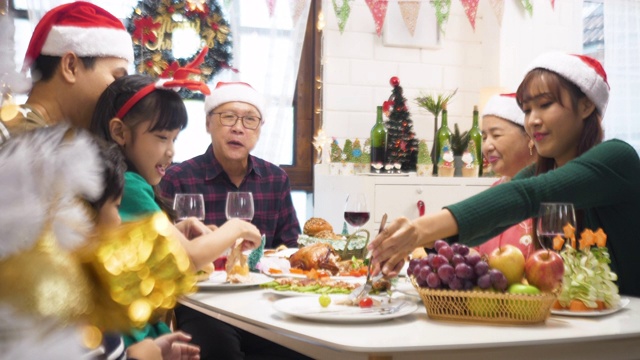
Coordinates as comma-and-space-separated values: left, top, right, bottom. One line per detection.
23, 1, 134, 71
204, 82, 265, 119
482, 93, 524, 127
523, 52, 609, 115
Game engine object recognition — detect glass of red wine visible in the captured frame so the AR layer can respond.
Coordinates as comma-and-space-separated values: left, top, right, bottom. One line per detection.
536, 202, 576, 251
344, 192, 370, 232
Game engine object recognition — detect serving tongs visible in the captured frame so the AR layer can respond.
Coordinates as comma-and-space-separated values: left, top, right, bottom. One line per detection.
349, 213, 387, 302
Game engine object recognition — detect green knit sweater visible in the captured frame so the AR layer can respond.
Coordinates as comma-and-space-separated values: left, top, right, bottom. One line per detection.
446, 139, 640, 296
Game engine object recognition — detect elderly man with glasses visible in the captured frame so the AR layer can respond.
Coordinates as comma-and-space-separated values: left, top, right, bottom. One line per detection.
159, 82, 306, 360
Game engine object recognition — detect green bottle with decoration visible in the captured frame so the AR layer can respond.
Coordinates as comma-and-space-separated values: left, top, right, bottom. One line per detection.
434, 103, 452, 175
467, 105, 483, 176
370, 106, 387, 172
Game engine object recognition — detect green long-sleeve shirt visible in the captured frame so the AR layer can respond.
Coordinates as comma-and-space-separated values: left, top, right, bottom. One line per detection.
446, 139, 640, 296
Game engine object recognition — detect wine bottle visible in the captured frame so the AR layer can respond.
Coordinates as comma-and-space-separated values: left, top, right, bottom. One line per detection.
468, 105, 483, 176
370, 106, 387, 173
434, 103, 451, 176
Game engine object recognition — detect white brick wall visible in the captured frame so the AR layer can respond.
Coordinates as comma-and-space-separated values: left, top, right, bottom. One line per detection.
321, 0, 583, 142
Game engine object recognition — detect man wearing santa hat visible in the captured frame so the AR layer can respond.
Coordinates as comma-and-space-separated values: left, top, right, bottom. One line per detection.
160, 82, 306, 359
0, 1, 133, 145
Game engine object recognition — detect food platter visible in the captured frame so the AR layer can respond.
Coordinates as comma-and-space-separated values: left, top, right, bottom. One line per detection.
551, 297, 630, 317
273, 296, 417, 323
197, 271, 272, 290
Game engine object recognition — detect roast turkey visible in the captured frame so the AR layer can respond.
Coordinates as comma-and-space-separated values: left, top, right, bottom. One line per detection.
289, 243, 341, 275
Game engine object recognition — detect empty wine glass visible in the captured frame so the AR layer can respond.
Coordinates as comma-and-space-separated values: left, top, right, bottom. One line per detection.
173, 193, 205, 222
536, 202, 577, 251
225, 191, 254, 221
344, 192, 370, 232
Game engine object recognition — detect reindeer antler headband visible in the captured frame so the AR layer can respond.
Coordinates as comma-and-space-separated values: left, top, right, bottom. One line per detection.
115, 47, 211, 119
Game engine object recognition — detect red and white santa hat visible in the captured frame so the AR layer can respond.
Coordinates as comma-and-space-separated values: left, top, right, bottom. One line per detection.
523, 52, 610, 115
482, 93, 524, 127
23, 1, 134, 71
204, 82, 265, 119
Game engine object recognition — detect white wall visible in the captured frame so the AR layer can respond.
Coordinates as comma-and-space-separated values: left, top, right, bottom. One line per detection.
321, 0, 584, 142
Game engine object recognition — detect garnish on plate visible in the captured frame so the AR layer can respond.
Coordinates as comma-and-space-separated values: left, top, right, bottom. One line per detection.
555, 227, 620, 311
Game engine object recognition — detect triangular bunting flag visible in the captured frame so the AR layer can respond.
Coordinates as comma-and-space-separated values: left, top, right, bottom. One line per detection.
460, 0, 479, 31
521, 0, 533, 17
550, 0, 555, 9
332, 0, 352, 34
223, 0, 233, 9
398, 1, 420, 36
290, 0, 306, 25
489, 0, 504, 25
267, 0, 276, 17
431, 0, 452, 34
365, 0, 388, 37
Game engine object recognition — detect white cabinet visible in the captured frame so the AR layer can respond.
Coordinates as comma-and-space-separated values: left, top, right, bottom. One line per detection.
313, 164, 496, 234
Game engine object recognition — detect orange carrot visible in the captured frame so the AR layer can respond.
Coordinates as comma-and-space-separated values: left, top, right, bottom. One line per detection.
569, 300, 592, 312
269, 268, 282, 274
552, 235, 565, 251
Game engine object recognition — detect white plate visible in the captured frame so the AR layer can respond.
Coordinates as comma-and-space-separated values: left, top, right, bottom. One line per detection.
273, 296, 417, 323
197, 271, 272, 290
263, 248, 298, 258
264, 288, 356, 297
551, 297, 630, 317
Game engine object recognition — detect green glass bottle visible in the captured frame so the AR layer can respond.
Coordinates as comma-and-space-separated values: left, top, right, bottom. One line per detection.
370, 106, 387, 173
434, 103, 451, 175
468, 105, 483, 175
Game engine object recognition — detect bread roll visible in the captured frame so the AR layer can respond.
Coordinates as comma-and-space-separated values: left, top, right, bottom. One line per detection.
303, 217, 333, 236
314, 230, 342, 240
196, 262, 215, 281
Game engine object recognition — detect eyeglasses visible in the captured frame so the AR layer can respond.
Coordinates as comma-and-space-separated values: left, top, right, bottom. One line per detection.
210, 112, 262, 130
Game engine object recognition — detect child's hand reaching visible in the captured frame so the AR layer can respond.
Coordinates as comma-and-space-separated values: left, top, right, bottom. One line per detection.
154, 331, 200, 360
175, 217, 212, 239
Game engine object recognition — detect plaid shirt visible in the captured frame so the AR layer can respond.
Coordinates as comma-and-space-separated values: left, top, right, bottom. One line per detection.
159, 144, 301, 248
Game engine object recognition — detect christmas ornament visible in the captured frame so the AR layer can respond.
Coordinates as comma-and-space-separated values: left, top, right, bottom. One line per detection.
460, 0, 480, 31
398, 0, 421, 36
365, 0, 388, 37
127, 0, 233, 99
332, 0, 353, 34
390, 76, 399, 86
431, 0, 452, 34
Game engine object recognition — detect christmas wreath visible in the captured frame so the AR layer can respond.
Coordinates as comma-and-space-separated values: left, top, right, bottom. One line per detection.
126, 0, 234, 99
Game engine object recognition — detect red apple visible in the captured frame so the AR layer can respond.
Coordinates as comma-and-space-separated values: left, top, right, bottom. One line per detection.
488, 244, 526, 286
525, 249, 565, 292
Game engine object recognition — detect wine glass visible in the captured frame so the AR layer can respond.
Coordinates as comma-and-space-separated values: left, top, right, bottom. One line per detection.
536, 202, 577, 251
173, 193, 205, 222
225, 191, 255, 221
344, 192, 370, 232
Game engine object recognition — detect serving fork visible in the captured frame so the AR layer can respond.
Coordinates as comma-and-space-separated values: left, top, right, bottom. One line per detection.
350, 213, 387, 302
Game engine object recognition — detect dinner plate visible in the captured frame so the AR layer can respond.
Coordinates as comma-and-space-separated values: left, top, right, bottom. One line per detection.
273, 296, 417, 323
197, 271, 272, 290
263, 248, 298, 258
551, 297, 630, 317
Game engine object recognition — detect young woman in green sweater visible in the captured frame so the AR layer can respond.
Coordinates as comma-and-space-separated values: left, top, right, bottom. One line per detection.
369, 52, 640, 297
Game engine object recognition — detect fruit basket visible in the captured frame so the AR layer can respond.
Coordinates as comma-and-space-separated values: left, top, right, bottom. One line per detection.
297, 229, 370, 259
410, 277, 556, 325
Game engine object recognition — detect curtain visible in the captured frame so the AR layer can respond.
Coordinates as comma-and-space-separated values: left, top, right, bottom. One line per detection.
217, 0, 312, 165
603, 0, 640, 153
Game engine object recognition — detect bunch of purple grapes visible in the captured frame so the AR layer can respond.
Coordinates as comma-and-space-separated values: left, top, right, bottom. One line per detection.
407, 240, 508, 291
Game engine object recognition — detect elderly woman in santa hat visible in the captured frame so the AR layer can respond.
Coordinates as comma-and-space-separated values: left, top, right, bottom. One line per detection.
473, 93, 537, 259
369, 52, 640, 298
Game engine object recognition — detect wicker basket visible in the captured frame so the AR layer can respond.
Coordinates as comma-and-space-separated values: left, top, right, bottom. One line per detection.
296, 229, 370, 259
410, 277, 556, 325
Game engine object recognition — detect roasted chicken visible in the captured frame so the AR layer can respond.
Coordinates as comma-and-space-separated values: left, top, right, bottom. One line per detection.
289, 243, 341, 275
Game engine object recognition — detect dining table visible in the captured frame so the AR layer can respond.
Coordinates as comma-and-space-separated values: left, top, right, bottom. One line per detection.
179, 277, 640, 360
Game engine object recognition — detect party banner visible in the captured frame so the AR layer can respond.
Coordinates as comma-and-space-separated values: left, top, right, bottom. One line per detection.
521, 0, 533, 17
290, 0, 306, 25
431, 0, 452, 34
365, 0, 389, 37
332, 0, 352, 34
551, 0, 555, 9
460, 0, 479, 31
398, 1, 420, 36
489, 0, 504, 25
267, 0, 276, 17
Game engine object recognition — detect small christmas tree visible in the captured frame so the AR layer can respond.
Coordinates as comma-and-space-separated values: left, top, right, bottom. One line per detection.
352, 138, 363, 163
417, 139, 432, 165
362, 138, 371, 162
343, 139, 354, 162
386, 76, 418, 171
330, 139, 342, 163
